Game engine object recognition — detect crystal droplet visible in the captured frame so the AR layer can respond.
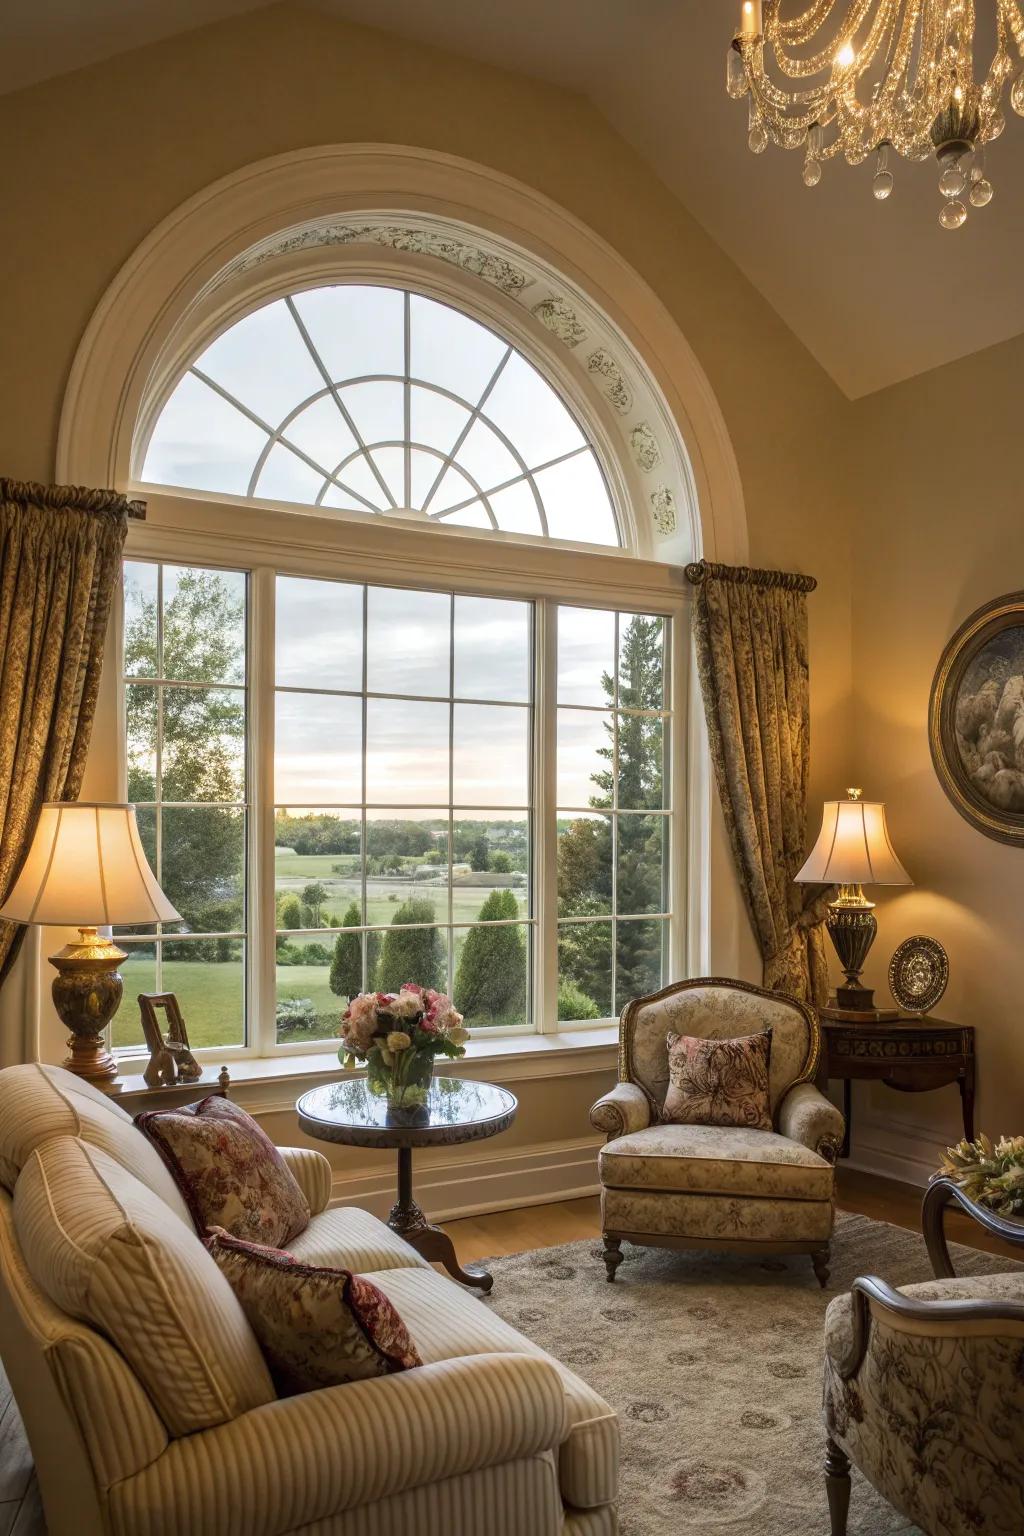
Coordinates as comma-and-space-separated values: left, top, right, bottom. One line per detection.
1012, 72, 1024, 117
969, 177, 994, 207
802, 156, 822, 187
988, 110, 1006, 140
938, 163, 966, 198
872, 170, 894, 200
727, 46, 747, 99
939, 199, 967, 230
748, 124, 769, 154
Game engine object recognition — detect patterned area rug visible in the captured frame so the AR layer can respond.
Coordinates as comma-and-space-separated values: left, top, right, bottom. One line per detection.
484, 1210, 1016, 1536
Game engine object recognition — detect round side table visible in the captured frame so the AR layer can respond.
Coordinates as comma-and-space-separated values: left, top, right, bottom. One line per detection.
297, 1075, 517, 1292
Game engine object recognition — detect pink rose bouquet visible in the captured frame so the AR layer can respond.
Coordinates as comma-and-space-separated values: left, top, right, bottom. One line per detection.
339, 985, 468, 1118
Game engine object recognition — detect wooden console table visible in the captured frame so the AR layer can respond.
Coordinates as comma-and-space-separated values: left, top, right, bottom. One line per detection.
821, 1010, 975, 1159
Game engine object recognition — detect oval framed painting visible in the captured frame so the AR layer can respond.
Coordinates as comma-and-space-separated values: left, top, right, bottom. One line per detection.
929, 591, 1024, 846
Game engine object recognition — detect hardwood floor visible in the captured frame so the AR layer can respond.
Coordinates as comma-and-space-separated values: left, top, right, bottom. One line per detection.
3, 1168, 1019, 1533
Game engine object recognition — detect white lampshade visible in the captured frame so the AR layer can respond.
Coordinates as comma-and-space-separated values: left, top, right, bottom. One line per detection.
795, 794, 912, 888
0, 803, 180, 927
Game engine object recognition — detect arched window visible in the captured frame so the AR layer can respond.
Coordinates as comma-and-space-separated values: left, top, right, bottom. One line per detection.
142, 285, 620, 546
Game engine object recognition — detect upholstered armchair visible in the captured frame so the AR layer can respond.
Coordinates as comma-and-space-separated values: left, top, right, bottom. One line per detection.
822, 1178, 1024, 1536
589, 977, 844, 1285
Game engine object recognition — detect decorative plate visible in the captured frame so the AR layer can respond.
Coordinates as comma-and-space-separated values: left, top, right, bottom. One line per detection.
888, 936, 949, 1015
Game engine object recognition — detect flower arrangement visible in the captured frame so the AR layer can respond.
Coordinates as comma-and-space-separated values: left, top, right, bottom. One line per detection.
339, 985, 469, 1120
937, 1133, 1024, 1217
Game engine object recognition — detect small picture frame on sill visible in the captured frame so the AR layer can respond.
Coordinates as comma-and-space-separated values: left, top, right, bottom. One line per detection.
139, 992, 203, 1088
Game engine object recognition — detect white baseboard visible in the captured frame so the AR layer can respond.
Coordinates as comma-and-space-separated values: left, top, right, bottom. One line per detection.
329, 1134, 602, 1224
845, 1113, 948, 1189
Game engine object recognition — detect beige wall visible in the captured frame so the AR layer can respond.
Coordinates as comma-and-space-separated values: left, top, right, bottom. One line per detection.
849, 334, 1024, 1175
0, 5, 855, 1197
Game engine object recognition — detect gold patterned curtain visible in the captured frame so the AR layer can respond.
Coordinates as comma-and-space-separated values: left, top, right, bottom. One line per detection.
686, 559, 832, 1007
0, 479, 139, 988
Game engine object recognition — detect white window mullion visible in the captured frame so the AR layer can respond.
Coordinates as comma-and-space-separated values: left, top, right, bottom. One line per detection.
249, 566, 277, 1055
536, 599, 559, 1033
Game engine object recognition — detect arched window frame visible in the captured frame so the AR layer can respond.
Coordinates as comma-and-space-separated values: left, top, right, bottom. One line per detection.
52, 146, 750, 1069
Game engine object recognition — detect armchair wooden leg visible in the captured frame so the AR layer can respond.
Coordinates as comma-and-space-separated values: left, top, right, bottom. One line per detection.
602, 1235, 623, 1283
812, 1245, 831, 1288
824, 1437, 851, 1535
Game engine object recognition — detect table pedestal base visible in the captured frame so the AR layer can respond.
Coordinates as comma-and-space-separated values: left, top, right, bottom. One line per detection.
388, 1146, 494, 1292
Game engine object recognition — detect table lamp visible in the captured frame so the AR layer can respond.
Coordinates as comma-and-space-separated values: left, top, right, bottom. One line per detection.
0, 803, 179, 1082
795, 788, 912, 1014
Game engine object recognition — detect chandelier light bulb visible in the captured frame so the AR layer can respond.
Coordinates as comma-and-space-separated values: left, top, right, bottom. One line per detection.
969, 176, 994, 207
939, 199, 968, 230
835, 41, 856, 70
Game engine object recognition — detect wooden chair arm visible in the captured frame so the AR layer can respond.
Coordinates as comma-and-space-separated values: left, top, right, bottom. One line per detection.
833, 1273, 1024, 1380
923, 1175, 1024, 1279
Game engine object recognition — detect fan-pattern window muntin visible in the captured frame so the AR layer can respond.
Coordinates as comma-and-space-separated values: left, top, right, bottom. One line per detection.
119, 561, 249, 1050
116, 560, 673, 1056
273, 576, 534, 1044
141, 286, 621, 547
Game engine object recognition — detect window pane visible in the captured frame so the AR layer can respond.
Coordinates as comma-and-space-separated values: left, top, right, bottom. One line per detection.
196, 299, 323, 427
281, 394, 358, 471
123, 562, 158, 678
162, 566, 246, 685
489, 481, 543, 537
340, 381, 405, 448
427, 464, 479, 516
453, 816, 529, 921
616, 815, 667, 915
557, 813, 612, 916
557, 709, 612, 808
160, 806, 245, 933
443, 501, 492, 530
162, 687, 246, 802
365, 813, 450, 928
366, 699, 450, 804
616, 918, 665, 1011
113, 947, 157, 1049
292, 285, 405, 382
455, 419, 521, 490
373, 919, 448, 995
142, 372, 267, 494
275, 693, 362, 804
453, 704, 529, 807
276, 577, 363, 691
410, 386, 469, 457
454, 922, 529, 1028
535, 453, 618, 546
367, 587, 450, 697
410, 294, 507, 401
617, 713, 664, 810
371, 447, 406, 506
619, 614, 666, 709
160, 940, 245, 1048
558, 922, 612, 1020
454, 596, 531, 703
274, 810, 362, 930
126, 685, 157, 802
253, 444, 325, 505
558, 607, 616, 706
276, 947, 345, 1044
482, 351, 584, 467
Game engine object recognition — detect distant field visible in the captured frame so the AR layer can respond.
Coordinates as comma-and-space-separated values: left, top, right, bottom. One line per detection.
274, 854, 527, 926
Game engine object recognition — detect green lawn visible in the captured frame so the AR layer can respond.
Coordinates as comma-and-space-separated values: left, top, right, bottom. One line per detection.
275, 855, 527, 927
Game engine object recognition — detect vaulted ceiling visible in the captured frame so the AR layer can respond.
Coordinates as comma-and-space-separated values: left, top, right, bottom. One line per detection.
6, 0, 1024, 397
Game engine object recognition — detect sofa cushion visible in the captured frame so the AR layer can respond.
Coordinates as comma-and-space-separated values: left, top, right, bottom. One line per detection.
0, 1062, 191, 1222
14, 1137, 275, 1436
599, 1123, 834, 1200
365, 1264, 618, 1510
288, 1203, 431, 1273
136, 1095, 310, 1246
207, 1227, 422, 1393
662, 1029, 772, 1130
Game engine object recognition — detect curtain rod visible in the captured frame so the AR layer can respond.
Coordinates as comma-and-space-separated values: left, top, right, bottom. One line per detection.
685, 559, 817, 594
0, 479, 146, 520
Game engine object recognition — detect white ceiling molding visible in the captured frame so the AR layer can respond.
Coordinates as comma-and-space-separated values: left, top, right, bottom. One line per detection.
57, 142, 748, 567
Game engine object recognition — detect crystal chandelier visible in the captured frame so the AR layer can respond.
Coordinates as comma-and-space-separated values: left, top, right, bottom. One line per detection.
728, 1, 1024, 227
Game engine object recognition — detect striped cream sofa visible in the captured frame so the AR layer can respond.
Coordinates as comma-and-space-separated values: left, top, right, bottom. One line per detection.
0, 1064, 617, 1536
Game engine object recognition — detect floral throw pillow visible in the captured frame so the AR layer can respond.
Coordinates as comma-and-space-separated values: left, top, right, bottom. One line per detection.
661, 1029, 773, 1130
135, 1095, 310, 1247
206, 1228, 422, 1394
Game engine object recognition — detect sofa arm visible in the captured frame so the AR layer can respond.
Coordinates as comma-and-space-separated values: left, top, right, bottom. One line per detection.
589, 1081, 651, 1139
109, 1353, 567, 1536
777, 1081, 844, 1164
278, 1146, 333, 1214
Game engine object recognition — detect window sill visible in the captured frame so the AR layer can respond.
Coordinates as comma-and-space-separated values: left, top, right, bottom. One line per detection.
110, 1025, 620, 1112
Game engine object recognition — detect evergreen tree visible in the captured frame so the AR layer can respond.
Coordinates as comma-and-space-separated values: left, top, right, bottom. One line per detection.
469, 836, 490, 872
301, 881, 329, 926
279, 896, 303, 930
454, 890, 526, 1024
329, 902, 363, 999
375, 898, 444, 992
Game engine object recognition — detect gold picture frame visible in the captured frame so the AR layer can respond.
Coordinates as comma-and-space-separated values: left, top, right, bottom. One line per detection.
929, 591, 1024, 847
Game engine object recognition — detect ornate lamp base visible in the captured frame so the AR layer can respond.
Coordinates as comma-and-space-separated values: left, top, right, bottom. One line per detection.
826, 887, 878, 1013
49, 926, 125, 1082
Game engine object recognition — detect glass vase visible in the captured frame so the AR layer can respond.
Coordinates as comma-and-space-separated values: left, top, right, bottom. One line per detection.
367, 1048, 434, 1126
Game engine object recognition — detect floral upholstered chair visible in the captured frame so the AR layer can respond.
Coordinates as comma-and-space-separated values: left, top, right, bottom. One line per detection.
589, 977, 844, 1285
821, 1178, 1024, 1536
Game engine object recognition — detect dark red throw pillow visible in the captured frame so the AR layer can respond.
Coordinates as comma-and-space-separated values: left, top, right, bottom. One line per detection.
136, 1095, 310, 1247
206, 1227, 422, 1394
